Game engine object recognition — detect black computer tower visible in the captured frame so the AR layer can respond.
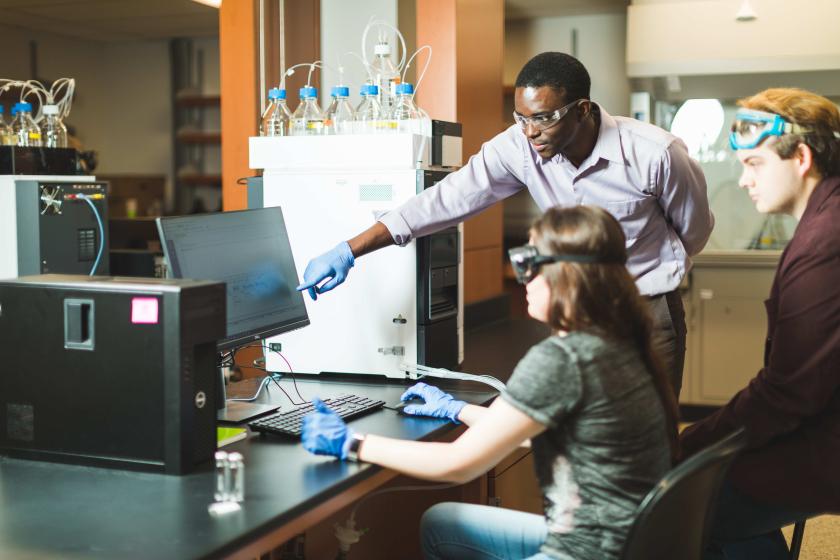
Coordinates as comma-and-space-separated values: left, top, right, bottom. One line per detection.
0, 274, 225, 474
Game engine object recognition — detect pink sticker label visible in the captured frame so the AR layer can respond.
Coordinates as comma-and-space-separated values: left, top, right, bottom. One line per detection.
131, 297, 159, 324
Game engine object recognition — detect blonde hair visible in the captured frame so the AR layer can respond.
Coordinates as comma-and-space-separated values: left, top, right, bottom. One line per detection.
739, 88, 840, 177
530, 205, 679, 463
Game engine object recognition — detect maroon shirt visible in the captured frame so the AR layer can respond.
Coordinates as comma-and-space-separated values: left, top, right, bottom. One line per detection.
680, 176, 840, 512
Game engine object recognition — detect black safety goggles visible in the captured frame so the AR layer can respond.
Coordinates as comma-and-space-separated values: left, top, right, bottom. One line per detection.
508, 244, 612, 285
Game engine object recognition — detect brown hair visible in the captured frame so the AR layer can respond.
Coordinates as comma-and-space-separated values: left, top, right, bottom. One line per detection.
530, 205, 679, 462
739, 88, 840, 177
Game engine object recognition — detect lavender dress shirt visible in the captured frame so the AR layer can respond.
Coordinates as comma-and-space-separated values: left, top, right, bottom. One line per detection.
379, 105, 714, 296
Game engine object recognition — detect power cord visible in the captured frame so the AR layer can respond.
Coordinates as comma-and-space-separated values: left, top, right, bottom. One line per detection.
264, 344, 307, 404
218, 343, 305, 406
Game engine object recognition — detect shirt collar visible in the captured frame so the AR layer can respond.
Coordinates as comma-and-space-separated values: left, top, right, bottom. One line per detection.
536, 103, 626, 168
590, 104, 625, 165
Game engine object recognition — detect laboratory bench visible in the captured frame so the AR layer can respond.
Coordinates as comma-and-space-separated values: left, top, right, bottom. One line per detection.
0, 318, 547, 559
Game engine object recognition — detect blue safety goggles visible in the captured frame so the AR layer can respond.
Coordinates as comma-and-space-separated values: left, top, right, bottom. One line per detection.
729, 109, 808, 150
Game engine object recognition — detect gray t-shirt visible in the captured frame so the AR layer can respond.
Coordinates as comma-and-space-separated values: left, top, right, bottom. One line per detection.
502, 331, 671, 560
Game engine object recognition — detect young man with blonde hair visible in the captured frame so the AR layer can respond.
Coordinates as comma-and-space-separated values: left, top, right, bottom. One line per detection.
681, 88, 840, 559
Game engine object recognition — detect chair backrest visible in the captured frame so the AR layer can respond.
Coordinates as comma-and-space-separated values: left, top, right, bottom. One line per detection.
620, 428, 748, 560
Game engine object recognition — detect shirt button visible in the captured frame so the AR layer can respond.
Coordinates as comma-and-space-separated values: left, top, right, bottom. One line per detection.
395, 235, 403, 244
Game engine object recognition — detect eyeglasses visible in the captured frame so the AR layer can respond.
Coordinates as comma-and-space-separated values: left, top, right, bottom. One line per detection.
513, 99, 583, 132
508, 244, 609, 285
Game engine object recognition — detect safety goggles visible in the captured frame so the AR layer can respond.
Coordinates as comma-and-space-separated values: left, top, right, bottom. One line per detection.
508, 244, 608, 285
728, 109, 811, 150
513, 99, 582, 132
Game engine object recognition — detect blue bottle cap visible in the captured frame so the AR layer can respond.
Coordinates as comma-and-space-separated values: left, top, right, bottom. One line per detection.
396, 83, 414, 95
0, 105, 4, 114
299, 86, 318, 99
331, 86, 350, 97
268, 88, 282, 100
17, 102, 32, 112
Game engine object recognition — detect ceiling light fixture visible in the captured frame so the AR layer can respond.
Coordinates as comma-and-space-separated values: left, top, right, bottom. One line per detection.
735, 0, 757, 22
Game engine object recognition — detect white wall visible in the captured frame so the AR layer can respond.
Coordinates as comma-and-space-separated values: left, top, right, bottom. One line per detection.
504, 12, 630, 116
319, 0, 403, 109
627, 0, 840, 77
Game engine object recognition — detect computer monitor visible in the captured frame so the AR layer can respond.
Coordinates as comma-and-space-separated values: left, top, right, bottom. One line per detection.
156, 207, 309, 422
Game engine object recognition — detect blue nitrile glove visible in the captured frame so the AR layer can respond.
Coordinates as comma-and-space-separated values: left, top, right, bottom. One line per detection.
301, 398, 354, 460
296, 241, 355, 301
400, 382, 466, 424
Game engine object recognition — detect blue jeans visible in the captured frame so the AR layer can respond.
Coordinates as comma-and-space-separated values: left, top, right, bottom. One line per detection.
421, 502, 553, 560
704, 480, 819, 560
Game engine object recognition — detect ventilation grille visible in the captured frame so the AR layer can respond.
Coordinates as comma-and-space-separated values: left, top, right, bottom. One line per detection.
78, 229, 96, 261
358, 184, 393, 202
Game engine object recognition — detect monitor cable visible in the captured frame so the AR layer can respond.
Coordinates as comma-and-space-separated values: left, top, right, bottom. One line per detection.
264, 345, 307, 404
219, 343, 305, 407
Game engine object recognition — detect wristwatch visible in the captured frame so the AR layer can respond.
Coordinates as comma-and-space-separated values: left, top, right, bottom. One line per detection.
346, 432, 367, 462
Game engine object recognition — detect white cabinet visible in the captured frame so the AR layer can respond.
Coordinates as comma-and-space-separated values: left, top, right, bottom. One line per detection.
681, 251, 780, 406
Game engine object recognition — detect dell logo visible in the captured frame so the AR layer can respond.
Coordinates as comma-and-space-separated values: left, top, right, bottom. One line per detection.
195, 391, 207, 409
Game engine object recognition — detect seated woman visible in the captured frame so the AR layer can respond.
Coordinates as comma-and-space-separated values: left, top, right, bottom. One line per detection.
301, 205, 679, 560
680, 88, 840, 559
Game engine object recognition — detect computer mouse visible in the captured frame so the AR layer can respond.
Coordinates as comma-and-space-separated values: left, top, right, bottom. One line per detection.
394, 396, 425, 414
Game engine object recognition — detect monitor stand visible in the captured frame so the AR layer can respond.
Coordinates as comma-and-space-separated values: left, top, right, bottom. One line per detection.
216, 366, 278, 424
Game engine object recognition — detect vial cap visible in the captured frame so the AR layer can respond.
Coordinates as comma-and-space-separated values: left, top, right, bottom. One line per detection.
228, 452, 244, 462
396, 83, 414, 95
331, 86, 350, 97
374, 42, 391, 56
0, 105, 4, 114
17, 102, 32, 112
215, 451, 229, 460
360, 84, 379, 96
267, 88, 282, 100
299, 86, 318, 99
43, 105, 60, 115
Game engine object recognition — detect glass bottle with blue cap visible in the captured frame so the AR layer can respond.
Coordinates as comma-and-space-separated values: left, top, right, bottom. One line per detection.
325, 86, 355, 135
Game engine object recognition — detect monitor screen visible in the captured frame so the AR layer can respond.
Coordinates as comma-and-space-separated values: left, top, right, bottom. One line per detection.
156, 207, 309, 351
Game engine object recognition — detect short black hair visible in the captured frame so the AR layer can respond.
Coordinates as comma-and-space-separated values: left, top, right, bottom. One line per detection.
515, 52, 591, 102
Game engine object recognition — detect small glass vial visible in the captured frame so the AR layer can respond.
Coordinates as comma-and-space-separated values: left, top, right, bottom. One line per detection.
214, 451, 230, 502
228, 452, 245, 503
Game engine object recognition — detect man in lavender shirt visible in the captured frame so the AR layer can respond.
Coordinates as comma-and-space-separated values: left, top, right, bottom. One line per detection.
297, 52, 713, 397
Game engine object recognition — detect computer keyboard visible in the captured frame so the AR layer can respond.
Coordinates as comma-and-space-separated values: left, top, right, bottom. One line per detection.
248, 394, 386, 438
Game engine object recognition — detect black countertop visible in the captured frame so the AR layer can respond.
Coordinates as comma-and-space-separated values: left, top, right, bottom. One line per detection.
0, 317, 547, 559
0, 376, 497, 560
